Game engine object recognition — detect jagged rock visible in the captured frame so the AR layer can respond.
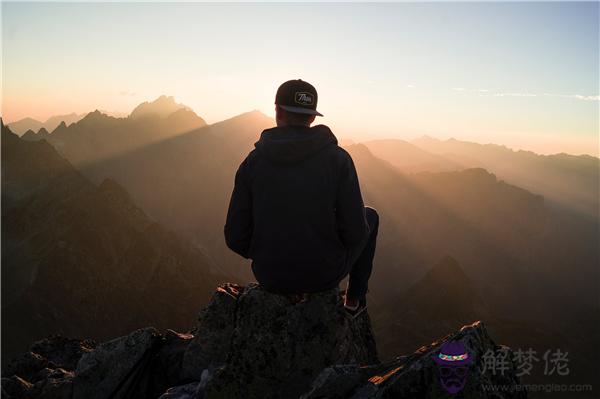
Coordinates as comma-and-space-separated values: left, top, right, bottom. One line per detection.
31, 368, 74, 399
159, 381, 204, 399
0, 336, 95, 399
1, 376, 34, 398
2, 351, 48, 383
73, 327, 160, 399
30, 336, 96, 371
203, 283, 378, 399
155, 330, 195, 386
181, 283, 241, 380
302, 321, 525, 399
158, 369, 215, 399
2, 285, 524, 399
1, 367, 74, 399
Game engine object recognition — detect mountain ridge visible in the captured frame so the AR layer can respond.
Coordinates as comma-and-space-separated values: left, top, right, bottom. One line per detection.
1, 123, 226, 362
409, 135, 599, 217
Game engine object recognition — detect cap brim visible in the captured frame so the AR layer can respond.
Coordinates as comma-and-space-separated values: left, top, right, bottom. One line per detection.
279, 104, 323, 117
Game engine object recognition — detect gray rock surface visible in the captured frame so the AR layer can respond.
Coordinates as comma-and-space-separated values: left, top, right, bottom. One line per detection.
181, 283, 241, 380
1, 335, 94, 399
302, 321, 525, 399
2, 285, 524, 399
73, 327, 160, 399
203, 283, 378, 399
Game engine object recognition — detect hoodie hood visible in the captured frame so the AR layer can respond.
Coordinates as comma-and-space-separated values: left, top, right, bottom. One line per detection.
254, 124, 338, 164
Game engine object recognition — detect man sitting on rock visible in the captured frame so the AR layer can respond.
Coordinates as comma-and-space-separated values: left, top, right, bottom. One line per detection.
225, 79, 379, 315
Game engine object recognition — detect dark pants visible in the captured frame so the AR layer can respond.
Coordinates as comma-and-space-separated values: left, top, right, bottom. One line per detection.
341, 206, 379, 302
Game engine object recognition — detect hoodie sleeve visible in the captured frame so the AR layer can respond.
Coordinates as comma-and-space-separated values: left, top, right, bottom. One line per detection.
336, 154, 369, 248
224, 157, 253, 259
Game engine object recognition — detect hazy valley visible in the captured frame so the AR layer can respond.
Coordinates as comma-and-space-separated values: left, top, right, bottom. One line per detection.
2, 96, 598, 391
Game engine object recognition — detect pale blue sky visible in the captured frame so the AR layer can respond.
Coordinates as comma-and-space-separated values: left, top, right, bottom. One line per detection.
2, 2, 598, 155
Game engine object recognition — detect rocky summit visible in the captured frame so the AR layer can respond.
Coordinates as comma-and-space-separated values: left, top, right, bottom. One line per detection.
1, 284, 524, 399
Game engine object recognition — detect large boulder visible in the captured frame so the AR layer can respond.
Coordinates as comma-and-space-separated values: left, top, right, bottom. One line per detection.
180, 284, 242, 380
302, 321, 526, 399
202, 283, 379, 399
73, 327, 161, 399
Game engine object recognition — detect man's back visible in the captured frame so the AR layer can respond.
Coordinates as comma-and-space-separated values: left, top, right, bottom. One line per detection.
225, 124, 369, 294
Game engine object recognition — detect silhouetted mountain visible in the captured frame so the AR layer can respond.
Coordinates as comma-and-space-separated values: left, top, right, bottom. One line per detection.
7, 117, 43, 135
7, 101, 597, 394
33, 104, 594, 328
8, 113, 84, 135
129, 95, 195, 120
1, 123, 224, 362
411, 136, 600, 218
51, 120, 69, 136
21, 126, 51, 142
43, 113, 84, 131
21, 98, 207, 167
364, 138, 467, 173
373, 256, 489, 355
345, 144, 598, 322
20, 129, 36, 140
77, 109, 274, 280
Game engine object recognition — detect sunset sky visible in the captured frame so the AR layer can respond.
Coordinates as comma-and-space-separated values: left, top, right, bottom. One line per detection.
2, 2, 598, 155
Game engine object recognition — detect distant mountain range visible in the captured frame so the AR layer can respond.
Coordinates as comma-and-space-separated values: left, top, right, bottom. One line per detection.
347, 143, 598, 320
18, 96, 207, 168
72, 109, 273, 281
3, 96, 598, 387
7, 113, 85, 135
363, 139, 467, 173
1, 121, 226, 362
7, 110, 128, 135
364, 136, 599, 219
12, 97, 597, 317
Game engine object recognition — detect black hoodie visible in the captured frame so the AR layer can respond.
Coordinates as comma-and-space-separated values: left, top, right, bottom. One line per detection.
224, 124, 369, 294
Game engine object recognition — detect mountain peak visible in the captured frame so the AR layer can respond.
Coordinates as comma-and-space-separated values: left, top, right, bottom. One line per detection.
83, 109, 104, 118
423, 255, 470, 286
129, 95, 191, 120
156, 94, 175, 102
78, 110, 114, 125
212, 110, 272, 126
52, 121, 68, 133
394, 255, 488, 323
163, 108, 207, 131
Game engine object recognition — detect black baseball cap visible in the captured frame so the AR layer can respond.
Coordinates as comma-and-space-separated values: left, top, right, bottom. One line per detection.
275, 79, 323, 117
